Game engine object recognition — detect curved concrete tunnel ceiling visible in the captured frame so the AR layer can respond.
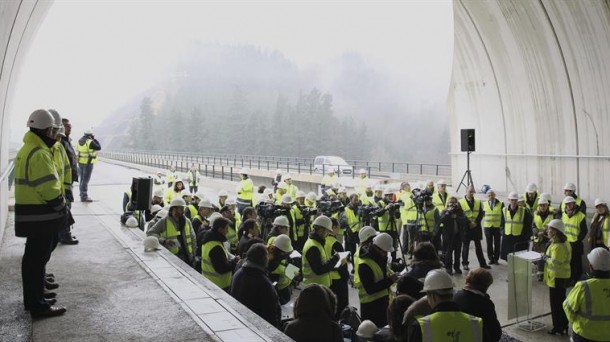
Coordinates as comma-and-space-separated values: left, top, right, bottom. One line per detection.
449, 0, 610, 200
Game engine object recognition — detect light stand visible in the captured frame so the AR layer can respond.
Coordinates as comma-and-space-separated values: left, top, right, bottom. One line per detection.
456, 151, 475, 192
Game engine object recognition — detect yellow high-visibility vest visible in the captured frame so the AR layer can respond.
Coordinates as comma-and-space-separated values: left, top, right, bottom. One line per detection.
563, 278, 610, 341
76, 139, 97, 164
357, 257, 389, 304
503, 207, 525, 236
482, 200, 503, 228
417, 311, 483, 342
201, 240, 232, 289
302, 237, 331, 287
544, 241, 571, 288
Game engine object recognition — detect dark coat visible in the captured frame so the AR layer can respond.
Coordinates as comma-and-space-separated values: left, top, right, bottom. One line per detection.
284, 284, 343, 342
230, 261, 281, 328
454, 289, 502, 342
201, 229, 238, 279
405, 260, 443, 280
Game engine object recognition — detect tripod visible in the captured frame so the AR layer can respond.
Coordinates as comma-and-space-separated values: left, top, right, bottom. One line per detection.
456, 151, 475, 192
384, 209, 406, 262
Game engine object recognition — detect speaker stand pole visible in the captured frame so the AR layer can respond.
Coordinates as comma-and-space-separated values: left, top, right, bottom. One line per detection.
456, 151, 475, 193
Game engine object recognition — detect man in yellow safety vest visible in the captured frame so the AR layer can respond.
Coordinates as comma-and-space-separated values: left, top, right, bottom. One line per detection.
76, 128, 101, 202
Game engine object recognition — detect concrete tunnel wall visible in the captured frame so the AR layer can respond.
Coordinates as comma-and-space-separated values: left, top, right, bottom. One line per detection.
0, 1, 52, 238
449, 0, 610, 202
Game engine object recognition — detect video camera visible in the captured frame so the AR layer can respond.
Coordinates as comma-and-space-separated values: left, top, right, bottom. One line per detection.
256, 202, 290, 220
317, 200, 345, 216
359, 205, 377, 226
411, 188, 433, 211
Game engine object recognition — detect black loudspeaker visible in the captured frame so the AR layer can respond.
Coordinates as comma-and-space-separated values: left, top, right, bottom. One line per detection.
131, 177, 153, 211
460, 129, 475, 152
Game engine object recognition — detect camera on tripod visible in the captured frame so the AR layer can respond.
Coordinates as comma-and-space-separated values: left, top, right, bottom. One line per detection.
317, 200, 344, 216
411, 188, 433, 210
256, 202, 290, 220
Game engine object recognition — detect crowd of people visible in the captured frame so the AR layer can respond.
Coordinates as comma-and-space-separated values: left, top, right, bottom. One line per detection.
122, 165, 610, 341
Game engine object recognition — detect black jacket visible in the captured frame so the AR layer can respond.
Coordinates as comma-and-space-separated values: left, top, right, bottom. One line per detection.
454, 289, 502, 342
358, 244, 393, 296
230, 261, 281, 327
60, 136, 78, 182
439, 209, 468, 241
201, 229, 237, 277
304, 232, 340, 276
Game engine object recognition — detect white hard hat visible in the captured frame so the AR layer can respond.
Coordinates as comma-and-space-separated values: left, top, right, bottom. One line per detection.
273, 215, 290, 227
306, 192, 317, 202
295, 191, 306, 199
422, 269, 455, 293
564, 183, 576, 191
194, 192, 206, 200
587, 247, 610, 271
198, 199, 214, 209
57, 126, 66, 137
208, 212, 223, 226
383, 187, 394, 195
273, 234, 293, 253
84, 128, 93, 135
48, 109, 62, 129
517, 195, 525, 203
169, 198, 186, 208
526, 183, 537, 193
356, 320, 378, 338
155, 209, 168, 219
225, 198, 236, 206
181, 190, 192, 198
594, 198, 607, 207
486, 188, 496, 194
540, 192, 552, 202
26, 109, 55, 129
537, 198, 549, 205
150, 204, 163, 215
284, 174, 293, 180
218, 189, 229, 197
338, 187, 347, 193
281, 194, 293, 204
153, 188, 164, 198
358, 168, 367, 175
263, 188, 274, 196
126, 216, 139, 228
374, 185, 383, 192
239, 168, 249, 175
358, 226, 378, 243
277, 182, 288, 190
563, 196, 576, 204
546, 219, 565, 234
437, 179, 447, 186
373, 233, 395, 253
508, 192, 519, 200
143, 236, 160, 252
313, 215, 333, 231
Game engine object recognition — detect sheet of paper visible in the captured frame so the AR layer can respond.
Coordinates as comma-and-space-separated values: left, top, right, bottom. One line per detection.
289, 250, 302, 259
284, 263, 300, 280
334, 251, 350, 268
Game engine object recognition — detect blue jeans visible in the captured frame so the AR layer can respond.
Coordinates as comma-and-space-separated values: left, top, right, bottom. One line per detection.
79, 163, 94, 199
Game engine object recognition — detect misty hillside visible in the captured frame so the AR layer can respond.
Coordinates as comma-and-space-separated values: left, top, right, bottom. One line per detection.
96, 43, 449, 163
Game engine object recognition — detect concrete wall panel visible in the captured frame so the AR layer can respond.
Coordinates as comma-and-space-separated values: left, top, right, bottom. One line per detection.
451, 0, 610, 201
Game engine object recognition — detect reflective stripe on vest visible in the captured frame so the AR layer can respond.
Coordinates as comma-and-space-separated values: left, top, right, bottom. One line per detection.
201, 240, 232, 289
324, 236, 341, 281
345, 207, 361, 233
562, 211, 585, 243
503, 207, 525, 236
418, 209, 436, 232
482, 200, 503, 228
77, 139, 97, 164
271, 260, 292, 290
418, 311, 482, 342
302, 238, 331, 286
459, 198, 481, 224
564, 279, 610, 341
544, 241, 571, 288
160, 219, 193, 257
357, 257, 389, 304
533, 212, 553, 242
353, 247, 362, 288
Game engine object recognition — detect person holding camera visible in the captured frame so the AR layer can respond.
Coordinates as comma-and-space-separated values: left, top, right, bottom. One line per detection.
459, 186, 490, 270
76, 128, 101, 202
398, 182, 417, 258
376, 188, 401, 259
291, 191, 309, 252
439, 196, 468, 275
417, 196, 440, 249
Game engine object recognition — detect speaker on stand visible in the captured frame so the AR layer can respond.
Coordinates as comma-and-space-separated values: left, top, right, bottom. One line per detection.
457, 129, 476, 192
131, 177, 153, 230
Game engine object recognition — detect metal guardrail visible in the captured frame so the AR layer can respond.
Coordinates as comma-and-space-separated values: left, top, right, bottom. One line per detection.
101, 150, 451, 178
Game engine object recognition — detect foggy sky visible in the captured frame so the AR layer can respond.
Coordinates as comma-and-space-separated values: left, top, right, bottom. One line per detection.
9, 0, 453, 156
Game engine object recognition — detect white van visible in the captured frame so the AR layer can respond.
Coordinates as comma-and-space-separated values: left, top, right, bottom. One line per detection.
313, 156, 353, 175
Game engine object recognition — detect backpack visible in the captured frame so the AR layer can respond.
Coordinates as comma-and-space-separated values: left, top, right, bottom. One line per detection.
338, 305, 362, 341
